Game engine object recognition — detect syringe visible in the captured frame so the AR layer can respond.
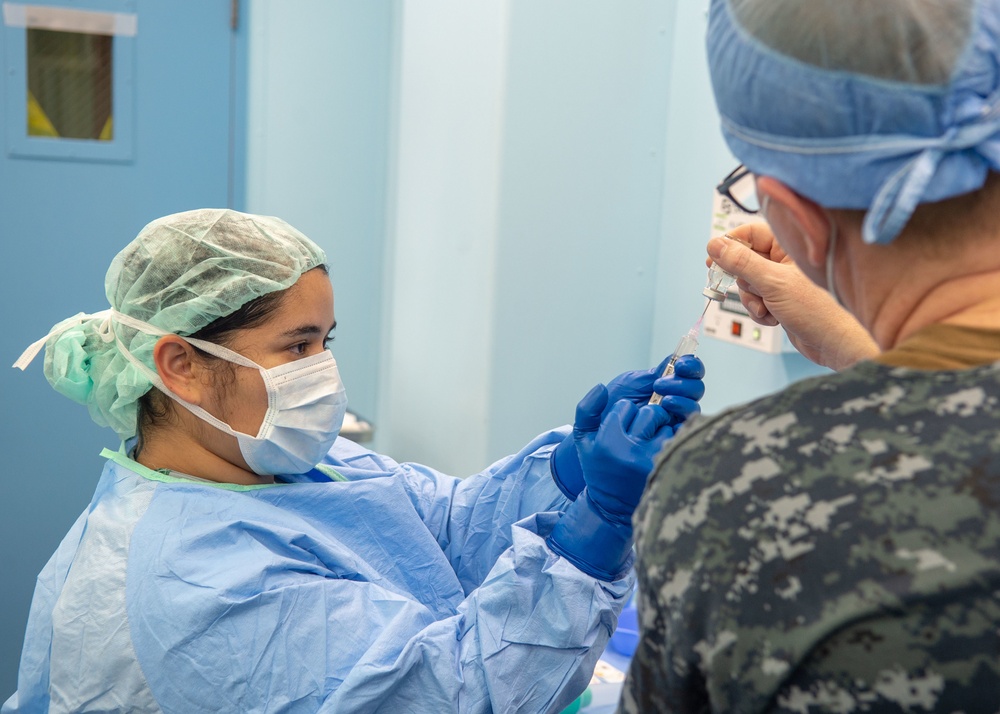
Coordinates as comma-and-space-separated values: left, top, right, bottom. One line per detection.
648, 319, 702, 405
648, 234, 744, 405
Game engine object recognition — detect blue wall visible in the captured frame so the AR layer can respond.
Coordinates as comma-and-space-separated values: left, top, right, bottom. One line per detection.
487, 0, 678, 458
0, 0, 246, 695
376, 0, 510, 472
375, 0, 825, 476
244, 0, 395, 424
377, 1, 680, 475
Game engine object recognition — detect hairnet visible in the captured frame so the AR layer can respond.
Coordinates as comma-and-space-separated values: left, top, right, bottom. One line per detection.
41, 209, 327, 438
707, 0, 1000, 244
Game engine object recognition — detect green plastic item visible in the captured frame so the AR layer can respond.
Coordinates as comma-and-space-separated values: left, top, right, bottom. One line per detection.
560, 687, 593, 713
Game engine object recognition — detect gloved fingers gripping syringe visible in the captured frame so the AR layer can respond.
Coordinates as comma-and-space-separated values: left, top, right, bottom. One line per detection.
648, 234, 746, 405
647, 324, 702, 406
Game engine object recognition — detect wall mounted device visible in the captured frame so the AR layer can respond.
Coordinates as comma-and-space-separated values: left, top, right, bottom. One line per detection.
703, 189, 795, 354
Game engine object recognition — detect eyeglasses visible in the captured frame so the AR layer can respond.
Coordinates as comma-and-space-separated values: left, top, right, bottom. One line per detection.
716, 164, 759, 214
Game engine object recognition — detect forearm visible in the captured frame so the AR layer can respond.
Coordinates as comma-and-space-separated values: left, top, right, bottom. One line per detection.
794, 296, 880, 371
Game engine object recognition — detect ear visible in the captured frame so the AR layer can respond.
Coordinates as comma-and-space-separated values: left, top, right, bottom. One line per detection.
152, 335, 209, 405
756, 176, 832, 268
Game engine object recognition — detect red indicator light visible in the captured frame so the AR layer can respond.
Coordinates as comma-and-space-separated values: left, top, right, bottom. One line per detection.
731, 321, 742, 337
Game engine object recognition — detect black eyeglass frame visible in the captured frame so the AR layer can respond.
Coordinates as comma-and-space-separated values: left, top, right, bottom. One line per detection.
715, 164, 759, 214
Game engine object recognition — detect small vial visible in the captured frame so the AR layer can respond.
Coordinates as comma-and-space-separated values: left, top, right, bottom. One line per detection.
703, 263, 738, 301
703, 233, 749, 301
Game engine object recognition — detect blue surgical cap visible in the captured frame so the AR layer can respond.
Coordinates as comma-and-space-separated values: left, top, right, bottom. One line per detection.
707, 0, 1000, 244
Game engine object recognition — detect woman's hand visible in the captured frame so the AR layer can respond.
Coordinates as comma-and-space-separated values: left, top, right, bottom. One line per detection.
707, 223, 879, 371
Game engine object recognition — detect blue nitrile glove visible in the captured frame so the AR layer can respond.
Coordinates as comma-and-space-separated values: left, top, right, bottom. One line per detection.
653, 354, 706, 426
550, 355, 705, 500
547, 388, 675, 581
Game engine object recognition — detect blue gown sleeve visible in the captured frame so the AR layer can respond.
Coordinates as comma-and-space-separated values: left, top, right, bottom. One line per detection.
323, 429, 576, 594
126, 484, 633, 714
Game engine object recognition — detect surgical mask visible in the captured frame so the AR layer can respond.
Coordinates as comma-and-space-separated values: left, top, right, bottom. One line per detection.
111, 311, 348, 476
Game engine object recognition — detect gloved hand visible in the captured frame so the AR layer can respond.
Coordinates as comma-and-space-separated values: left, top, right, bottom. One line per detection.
550, 355, 705, 500
547, 387, 676, 581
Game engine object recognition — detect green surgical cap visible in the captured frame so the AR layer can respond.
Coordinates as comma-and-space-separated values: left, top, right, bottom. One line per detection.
42, 209, 327, 438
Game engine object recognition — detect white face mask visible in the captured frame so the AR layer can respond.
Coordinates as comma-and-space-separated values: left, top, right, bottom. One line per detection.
112, 311, 348, 476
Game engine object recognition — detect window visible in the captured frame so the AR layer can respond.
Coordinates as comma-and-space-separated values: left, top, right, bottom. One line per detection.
3, 2, 136, 162
27, 27, 113, 140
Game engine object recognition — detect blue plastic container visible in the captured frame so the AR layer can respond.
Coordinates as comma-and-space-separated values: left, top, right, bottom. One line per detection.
608, 600, 639, 656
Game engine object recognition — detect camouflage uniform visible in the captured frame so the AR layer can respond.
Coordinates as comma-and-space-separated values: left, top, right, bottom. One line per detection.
620, 349, 1000, 713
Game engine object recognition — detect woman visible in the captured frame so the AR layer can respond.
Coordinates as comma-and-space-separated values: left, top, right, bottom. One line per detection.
5, 209, 703, 713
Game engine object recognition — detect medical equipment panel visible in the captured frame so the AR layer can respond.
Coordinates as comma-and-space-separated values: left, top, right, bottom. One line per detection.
704, 189, 795, 354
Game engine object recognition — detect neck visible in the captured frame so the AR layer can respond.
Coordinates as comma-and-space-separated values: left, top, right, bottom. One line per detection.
829, 211, 1000, 350
135, 422, 273, 486
864, 268, 1000, 349
839, 173, 1000, 347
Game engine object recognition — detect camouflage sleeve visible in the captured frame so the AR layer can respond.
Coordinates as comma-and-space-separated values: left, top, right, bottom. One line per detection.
617, 363, 1000, 714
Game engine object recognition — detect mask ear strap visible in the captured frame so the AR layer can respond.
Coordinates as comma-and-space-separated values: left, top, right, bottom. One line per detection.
110, 309, 278, 417
759, 194, 771, 218
113, 331, 255, 438
825, 220, 842, 307
107, 311, 267, 439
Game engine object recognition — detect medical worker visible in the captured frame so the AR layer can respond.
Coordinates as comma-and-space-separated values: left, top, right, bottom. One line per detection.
4, 209, 704, 714
622, 0, 1000, 712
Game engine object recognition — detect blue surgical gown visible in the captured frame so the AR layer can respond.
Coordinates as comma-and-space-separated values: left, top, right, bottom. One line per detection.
3, 429, 632, 713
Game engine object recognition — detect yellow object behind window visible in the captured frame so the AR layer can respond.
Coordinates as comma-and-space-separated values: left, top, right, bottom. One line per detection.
27, 90, 59, 137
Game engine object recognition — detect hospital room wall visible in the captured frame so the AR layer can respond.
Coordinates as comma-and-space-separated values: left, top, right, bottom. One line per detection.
380, 0, 826, 475
245, 0, 827, 476
244, 0, 394, 423
485, 1, 680, 461
379, 0, 679, 474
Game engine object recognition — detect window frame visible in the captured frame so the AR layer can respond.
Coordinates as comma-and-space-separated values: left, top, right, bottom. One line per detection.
3, 1, 136, 163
